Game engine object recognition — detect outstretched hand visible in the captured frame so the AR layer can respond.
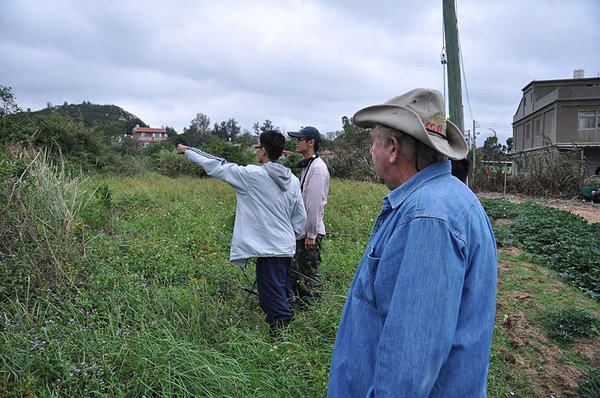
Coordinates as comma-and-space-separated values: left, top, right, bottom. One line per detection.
176, 144, 188, 154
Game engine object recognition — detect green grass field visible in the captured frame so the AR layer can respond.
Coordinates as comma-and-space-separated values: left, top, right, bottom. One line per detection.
1, 173, 598, 397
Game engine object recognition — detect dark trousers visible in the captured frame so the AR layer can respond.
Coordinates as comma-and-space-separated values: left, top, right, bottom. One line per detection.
291, 235, 323, 305
256, 257, 293, 326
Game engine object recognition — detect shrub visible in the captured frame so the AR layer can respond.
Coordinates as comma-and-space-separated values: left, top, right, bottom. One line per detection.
102, 153, 148, 176
280, 152, 303, 175
475, 146, 585, 197
201, 141, 255, 166
326, 149, 377, 181
155, 149, 205, 177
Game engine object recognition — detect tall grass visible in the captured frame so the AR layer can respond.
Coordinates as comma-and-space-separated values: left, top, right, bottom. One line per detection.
1, 170, 598, 397
0, 146, 110, 298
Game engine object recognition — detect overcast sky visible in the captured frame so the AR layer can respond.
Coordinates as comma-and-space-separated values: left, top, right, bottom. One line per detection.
1, 0, 599, 145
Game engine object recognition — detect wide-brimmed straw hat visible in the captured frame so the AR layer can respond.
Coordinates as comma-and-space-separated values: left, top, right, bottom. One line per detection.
353, 88, 468, 160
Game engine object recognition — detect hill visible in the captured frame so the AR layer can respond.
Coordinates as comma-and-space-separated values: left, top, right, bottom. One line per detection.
16, 102, 147, 135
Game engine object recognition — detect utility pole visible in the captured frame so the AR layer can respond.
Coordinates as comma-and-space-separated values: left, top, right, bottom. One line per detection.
443, 0, 464, 134
472, 119, 477, 167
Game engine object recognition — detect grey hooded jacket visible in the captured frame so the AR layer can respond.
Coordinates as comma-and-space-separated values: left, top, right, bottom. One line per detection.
185, 147, 307, 263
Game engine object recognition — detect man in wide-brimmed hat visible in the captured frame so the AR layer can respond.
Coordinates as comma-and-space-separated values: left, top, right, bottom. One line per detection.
327, 88, 498, 397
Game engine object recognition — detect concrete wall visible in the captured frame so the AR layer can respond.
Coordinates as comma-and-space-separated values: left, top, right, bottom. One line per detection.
512, 78, 600, 173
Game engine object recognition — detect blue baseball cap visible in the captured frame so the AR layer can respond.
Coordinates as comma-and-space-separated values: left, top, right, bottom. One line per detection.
288, 126, 321, 142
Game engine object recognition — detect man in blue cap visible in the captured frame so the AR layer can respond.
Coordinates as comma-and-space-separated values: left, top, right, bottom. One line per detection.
287, 126, 330, 310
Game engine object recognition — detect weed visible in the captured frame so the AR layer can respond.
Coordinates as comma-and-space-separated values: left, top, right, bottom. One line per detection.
577, 369, 600, 398
542, 308, 600, 343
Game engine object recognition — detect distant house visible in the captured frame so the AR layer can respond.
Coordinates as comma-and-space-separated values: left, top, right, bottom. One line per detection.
512, 70, 600, 175
131, 125, 168, 147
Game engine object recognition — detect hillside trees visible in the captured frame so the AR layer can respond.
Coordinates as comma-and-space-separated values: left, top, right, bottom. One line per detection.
33, 113, 109, 169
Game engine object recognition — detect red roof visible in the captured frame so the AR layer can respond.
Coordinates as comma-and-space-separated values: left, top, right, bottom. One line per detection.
132, 127, 166, 133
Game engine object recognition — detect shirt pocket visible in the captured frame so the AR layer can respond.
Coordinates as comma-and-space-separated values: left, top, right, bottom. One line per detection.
352, 246, 380, 310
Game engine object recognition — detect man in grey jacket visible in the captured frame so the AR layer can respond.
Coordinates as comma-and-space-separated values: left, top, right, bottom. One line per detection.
177, 130, 306, 332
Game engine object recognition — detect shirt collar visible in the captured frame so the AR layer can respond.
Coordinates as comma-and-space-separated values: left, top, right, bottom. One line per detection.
384, 160, 452, 209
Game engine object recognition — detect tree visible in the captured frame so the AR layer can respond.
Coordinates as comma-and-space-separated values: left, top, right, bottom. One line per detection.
164, 126, 178, 137
325, 116, 375, 180
237, 129, 258, 147
252, 119, 279, 135
213, 118, 240, 141
0, 85, 21, 119
187, 112, 211, 133
480, 135, 504, 162
225, 118, 240, 140
336, 116, 370, 148
182, 113, 214, 146
0, 85, 22, 142
261, 119, 278, 133
505, 137, 513, 154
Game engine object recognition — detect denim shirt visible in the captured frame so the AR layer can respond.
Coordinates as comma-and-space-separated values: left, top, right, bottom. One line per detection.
327, 160, 497, 398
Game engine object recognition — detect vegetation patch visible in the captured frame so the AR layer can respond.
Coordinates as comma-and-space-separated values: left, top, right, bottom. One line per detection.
482, 198, 600, 299
542, 308, 600, 343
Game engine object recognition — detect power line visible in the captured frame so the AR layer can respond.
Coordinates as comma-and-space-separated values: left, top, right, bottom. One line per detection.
490, 92, 522, 130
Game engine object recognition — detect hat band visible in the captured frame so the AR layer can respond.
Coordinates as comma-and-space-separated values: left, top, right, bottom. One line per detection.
426, 129, 448, 140
425, 117, 448, 140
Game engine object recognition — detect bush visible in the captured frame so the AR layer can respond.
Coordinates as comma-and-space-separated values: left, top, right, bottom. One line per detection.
155, 149, 205, 178
201, 141, 255, 166
280, 152, 303, 175
326, 149, 377, 181
475, 146, 585, 198
101, 153, 148, 176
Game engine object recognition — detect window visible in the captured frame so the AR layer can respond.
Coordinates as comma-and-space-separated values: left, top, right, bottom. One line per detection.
578, 110, 598, 129
534, 118, 542, 133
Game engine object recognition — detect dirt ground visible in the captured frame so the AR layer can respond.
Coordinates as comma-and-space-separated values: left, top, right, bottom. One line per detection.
478, 192, 600, 223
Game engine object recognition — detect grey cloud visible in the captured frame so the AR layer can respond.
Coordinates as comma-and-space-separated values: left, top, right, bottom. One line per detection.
1, 0, 598, 139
